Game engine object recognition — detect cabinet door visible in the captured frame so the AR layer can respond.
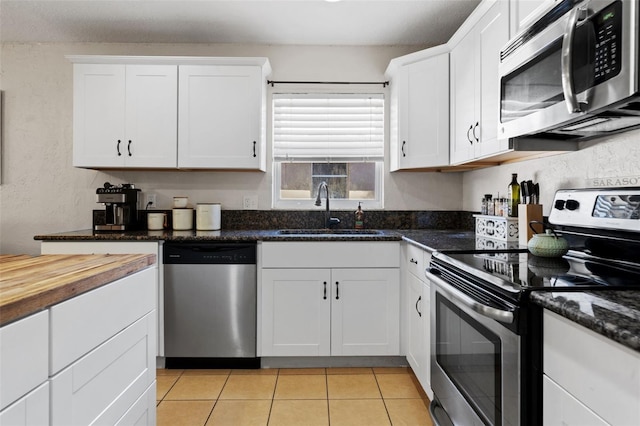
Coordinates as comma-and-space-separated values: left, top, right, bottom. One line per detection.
450, 32, 479, 165
124, 65, 178, 167
476, 0, 510, 158
399, 54, 450, 169
73, 64, 126, 167
406, 273, 426, 376
178, 65, 264, 169
510, 0, 551, 35
331, 268, 400, 356
261, 269, 331, 356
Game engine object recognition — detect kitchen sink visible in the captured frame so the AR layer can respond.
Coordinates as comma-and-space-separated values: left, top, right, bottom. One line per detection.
276, 229, 383, 236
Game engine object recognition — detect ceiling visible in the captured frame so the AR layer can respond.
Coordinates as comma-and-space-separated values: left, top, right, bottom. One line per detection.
0, 0, 481, 46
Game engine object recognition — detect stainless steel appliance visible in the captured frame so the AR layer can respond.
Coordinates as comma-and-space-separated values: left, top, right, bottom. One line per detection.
164, 242, 259, 369
499, 0, 640, 142
94, 182, 141, 231
427, 187, 640, 425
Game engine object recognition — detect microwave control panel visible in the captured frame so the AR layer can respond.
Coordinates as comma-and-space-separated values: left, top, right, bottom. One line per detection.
593, 1, 622, 84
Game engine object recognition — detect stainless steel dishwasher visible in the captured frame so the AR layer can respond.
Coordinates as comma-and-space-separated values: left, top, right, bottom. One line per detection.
163, 242, 258, 369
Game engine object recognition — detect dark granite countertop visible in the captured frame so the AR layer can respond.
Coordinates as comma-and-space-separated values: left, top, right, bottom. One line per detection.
34, 228, 405, 242
34, 227, 640, 352
530, 291, 640, 353
35, 228, 479, 249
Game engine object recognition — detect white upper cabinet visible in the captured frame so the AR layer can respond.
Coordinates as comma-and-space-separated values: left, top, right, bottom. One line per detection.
449, 0, 510, 165
178, 64, 268, 170
72, 63, 178, 168
510, 0, 556, 36
386, 46, 450, 171
69, 56, 270, 171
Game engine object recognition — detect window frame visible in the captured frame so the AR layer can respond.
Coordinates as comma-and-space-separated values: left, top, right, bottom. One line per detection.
270, 89, 385, 210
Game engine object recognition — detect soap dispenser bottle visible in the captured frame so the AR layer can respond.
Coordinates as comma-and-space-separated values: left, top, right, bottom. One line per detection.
355, 203, 364, 229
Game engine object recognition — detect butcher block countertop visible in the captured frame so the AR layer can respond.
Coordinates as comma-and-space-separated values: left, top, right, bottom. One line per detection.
0, 253, 156, 326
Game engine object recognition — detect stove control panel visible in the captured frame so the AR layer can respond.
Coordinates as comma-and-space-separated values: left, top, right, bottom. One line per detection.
549, 188, 640, 232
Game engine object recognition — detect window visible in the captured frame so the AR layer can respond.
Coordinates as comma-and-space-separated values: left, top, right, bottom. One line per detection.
272, 93, 384, 209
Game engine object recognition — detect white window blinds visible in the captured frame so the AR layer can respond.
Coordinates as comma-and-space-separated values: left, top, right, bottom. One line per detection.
272, 94, 384, 162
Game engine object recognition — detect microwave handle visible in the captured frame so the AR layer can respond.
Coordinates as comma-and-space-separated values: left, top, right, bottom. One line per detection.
426, 270, 514, 324
561, 6, 587, 114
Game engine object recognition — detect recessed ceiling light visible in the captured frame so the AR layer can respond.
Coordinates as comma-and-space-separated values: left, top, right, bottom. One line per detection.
325, 0, 342, 3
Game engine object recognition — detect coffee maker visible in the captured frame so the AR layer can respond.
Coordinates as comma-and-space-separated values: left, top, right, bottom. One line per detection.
94, 182, 141, 231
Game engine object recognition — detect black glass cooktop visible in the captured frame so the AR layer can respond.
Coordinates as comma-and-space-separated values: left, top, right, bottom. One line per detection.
432, 249, 640, 298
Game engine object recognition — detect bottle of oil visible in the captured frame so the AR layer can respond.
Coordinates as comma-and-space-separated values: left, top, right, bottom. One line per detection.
355, 203, 364, 229
508, 173, 521, 217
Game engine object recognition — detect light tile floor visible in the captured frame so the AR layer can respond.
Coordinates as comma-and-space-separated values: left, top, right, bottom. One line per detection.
157, 367, 434, 426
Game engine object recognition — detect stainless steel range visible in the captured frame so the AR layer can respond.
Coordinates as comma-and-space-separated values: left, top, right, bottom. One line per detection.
427, 187, 640, 426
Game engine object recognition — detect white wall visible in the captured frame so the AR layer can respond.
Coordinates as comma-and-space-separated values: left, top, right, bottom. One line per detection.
0, 42, 464, 255
462, 133, 640, 215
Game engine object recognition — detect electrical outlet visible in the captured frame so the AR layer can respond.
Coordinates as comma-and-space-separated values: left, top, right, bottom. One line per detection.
145, 194, 157, 209
243, 195, 258, 210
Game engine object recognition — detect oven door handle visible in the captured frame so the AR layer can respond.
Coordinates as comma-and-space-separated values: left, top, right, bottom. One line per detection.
426, 270, 514, 324
561, 6, 587, 114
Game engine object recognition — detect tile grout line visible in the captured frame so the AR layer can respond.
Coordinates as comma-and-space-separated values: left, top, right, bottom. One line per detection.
201, 371, 231, 426
373, 372, 395, 426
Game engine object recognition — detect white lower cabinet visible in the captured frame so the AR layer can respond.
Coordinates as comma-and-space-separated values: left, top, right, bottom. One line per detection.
50, 312, 156, 426
0, 263, 157, 426
261, 268, 399, 357
40, 241, 163, 357
401, 243, 432, 398
543, 310, 640, 425
0, 311, 49, 413
260, 241, 400, 357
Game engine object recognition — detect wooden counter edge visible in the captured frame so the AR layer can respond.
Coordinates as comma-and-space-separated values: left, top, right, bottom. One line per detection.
0, 254, 156, 327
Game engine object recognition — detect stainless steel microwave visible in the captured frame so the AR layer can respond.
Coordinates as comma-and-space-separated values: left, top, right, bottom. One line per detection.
499, 0, 640, 141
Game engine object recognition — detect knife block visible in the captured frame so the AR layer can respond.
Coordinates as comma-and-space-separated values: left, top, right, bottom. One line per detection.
518, 204, 543, 246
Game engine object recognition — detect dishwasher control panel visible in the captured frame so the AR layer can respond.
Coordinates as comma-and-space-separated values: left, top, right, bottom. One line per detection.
163, 242, 257, 264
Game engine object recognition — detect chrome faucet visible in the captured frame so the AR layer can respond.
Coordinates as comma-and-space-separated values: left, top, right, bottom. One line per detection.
315, 181, 341, 228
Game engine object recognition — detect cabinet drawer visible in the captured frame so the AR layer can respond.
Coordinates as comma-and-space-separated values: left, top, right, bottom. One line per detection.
51, 312, 156, 426
543, 375, 608, 426
50, 267, 156, 374
404, 243, 426, 279
544, 310, 640, 425
115, 382, 156, 426
261, 241, 400, 268
0, 382, 49, 426
0, 311, 48, 411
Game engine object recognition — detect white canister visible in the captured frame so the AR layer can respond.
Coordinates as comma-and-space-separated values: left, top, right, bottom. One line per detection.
196, 203, 221, 231
173, 196, 189, 208
172, 208, 194, 230
147, 212, 167, 230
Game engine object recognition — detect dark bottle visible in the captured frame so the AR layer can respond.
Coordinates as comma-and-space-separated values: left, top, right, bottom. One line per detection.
508, 173, 521, 217
355, 202, 364, 229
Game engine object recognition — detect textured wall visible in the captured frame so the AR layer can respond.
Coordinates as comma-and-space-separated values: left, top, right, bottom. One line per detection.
461, 133, 640, 215
0, 42, 464, 255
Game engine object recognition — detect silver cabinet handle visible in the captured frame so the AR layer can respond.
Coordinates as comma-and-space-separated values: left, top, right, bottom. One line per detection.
426, 270, 514, 324
415, 295, 422, 317
466, 125, 473, 144
401, 140, 406, 157
252, 141, 257, 158
116, 140, 122, 156
473, 122, 479, 142
410, 258, 418, 265
127, 140, 132, 157
335, 281, 339, 300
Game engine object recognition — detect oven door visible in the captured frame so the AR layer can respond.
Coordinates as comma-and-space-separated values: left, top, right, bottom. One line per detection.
427, 270, 520, 426
499, 0, 638, 140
